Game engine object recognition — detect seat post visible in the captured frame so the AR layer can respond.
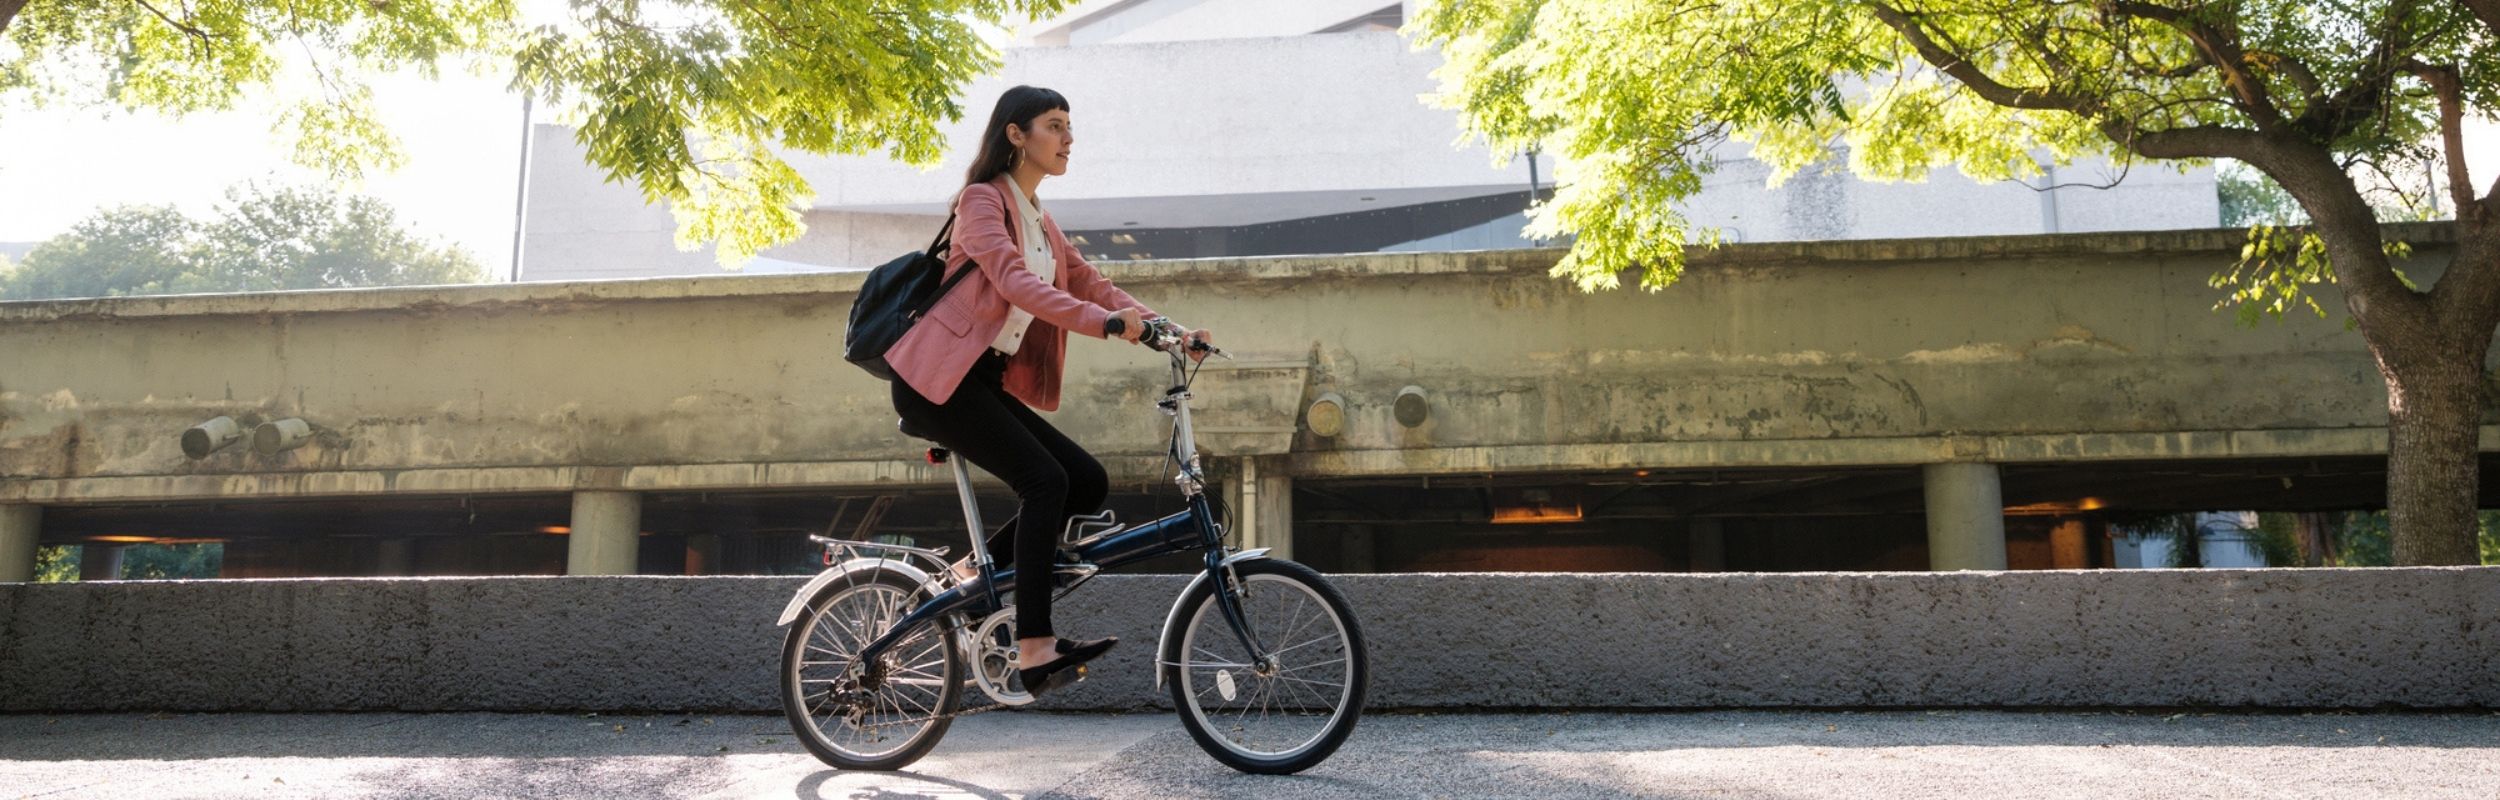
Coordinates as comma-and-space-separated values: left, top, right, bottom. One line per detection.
950, 456, 991, 570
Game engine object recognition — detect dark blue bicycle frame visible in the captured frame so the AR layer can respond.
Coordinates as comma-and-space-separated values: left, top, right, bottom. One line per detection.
849, 462, 1267, 670
845, 319, 1270, 676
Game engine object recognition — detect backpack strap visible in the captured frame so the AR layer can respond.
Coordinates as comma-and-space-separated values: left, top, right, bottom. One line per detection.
925, 211, 957, 258
908, 207, 973, 320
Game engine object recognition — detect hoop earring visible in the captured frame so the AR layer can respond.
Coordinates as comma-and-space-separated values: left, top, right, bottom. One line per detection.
1010, 149, 1022, 168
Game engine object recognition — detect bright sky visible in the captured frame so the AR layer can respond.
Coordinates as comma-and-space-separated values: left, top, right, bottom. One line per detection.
0, 44, 2494, 278
0, 9, 1022, 279
0, 67, 531, 277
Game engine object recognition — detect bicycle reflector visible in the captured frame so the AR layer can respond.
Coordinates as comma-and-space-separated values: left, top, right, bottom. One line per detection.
926, 448, 949, 464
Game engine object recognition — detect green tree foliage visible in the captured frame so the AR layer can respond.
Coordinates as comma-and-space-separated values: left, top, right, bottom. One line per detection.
0, 205, 196, 300
118, 543, 224, 580
32, 545, 76, 582
183, 183, 484, 292
1413, 0, 2500, 565
2330, 509, 2500, 566
2219, 161, 2308, 227
0, 183, 481, 300
2161, 509, 2500, 566
1, 0, 1069, 264
23, 543, 224, 580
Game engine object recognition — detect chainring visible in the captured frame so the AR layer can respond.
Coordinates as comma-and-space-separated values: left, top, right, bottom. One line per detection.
969, 609, 1036, 707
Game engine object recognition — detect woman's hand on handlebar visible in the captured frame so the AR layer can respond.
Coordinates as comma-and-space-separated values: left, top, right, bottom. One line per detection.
1108, 307, 1144, 343
1182, 327, 1216, 363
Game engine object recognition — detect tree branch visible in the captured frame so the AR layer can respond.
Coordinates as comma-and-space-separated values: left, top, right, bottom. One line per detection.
2103, 1, 2287, 130
2243, 48, 2327, 109
1868, 0, 2427, 335
132, 0, 214, 42
2405, 61, 2480, 220
2457, 0, 2500, 39
0, 0, 26, 39
1864, 3, 2105, 112
2290, 0, 2418, 143
2100, 124, 2270, 160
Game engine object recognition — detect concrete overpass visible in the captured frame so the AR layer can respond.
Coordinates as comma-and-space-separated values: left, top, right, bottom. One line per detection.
0, 224, 2487, 579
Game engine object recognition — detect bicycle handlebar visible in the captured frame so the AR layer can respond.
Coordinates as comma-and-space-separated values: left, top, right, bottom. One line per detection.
1139, 316, 1224, 360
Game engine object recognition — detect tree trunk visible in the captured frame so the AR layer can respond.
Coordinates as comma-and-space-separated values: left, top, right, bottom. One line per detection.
2382, 349, 2487, 565
2362, 218, 2500, 566
2173, 514, 2204, 568
2282, 145, 2497, 566
2294, 511, 2333, 566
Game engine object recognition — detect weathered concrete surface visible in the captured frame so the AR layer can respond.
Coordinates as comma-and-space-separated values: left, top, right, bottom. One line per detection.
0, 711, 1170, 800
4, 710, 2495, 800
4, 569, 2494, 713
0, 225, 2484, 505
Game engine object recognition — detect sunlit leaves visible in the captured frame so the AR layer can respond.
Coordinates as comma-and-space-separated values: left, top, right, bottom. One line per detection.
1414, 0, 1881, 290
504, 0, 1066, 263
2, 0, 1069, 268
2212, 223, 2417, 327
1410, 0, 2492, 301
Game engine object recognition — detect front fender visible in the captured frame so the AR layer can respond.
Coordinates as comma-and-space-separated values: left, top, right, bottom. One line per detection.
1154, 548, 1270, 691
776, 558, 937, 627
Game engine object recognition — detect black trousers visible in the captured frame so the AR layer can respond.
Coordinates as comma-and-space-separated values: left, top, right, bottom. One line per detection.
892, 351, 1108, 640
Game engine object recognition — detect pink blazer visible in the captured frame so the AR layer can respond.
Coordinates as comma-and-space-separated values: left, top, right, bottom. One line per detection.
886, 174, 1158, 412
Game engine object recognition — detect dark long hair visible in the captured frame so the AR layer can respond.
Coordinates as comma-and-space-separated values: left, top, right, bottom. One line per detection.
964, 86, 1070, 186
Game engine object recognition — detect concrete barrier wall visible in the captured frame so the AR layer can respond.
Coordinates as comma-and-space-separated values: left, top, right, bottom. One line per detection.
9, 226, 2485, 508
4, 569, 2496, 712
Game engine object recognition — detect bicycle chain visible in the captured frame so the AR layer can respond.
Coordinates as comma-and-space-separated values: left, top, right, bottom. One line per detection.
840, 695, 1013, 731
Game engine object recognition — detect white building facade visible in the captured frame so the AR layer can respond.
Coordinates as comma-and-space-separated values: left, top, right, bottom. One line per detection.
517, 0, 2221, 281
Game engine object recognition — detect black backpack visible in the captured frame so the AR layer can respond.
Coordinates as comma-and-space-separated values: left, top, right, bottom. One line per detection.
843, 212, 973, 381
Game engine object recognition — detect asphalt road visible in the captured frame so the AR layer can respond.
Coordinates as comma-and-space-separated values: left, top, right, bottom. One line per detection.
5, 709, 2496, 799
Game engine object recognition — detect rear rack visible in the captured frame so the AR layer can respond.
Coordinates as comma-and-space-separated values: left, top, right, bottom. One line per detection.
811, 535, 953, 578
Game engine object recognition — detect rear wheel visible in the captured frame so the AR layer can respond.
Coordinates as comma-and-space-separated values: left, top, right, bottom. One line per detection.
1161, 558, 1368, 774
779, 566, 963, 770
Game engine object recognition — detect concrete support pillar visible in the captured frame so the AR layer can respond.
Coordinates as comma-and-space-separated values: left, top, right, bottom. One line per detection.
2050, 518, 2089, 570
685, 534, 722, 576
374, 538, 416, 577
1223, 466, 1249, 551
568, 491, 641, 576
81, 544, 124, 581
1687, 518, 1727, 572
1256, 462, 1292, 562
0, 505, 40, 583
1923, 462, 2008, 571
1225, 458, 1295, 561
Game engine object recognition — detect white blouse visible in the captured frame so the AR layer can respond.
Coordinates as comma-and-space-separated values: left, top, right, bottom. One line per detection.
988, 183, 1059, 356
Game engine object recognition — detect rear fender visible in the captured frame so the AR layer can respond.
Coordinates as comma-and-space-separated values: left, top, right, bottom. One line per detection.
776, 558, 937, 627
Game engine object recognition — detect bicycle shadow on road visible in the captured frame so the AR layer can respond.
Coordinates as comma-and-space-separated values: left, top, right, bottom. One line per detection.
794, 768, 1014, 800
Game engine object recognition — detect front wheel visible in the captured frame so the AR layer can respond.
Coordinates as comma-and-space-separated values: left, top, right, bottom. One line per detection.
1161, 558, 1368, 774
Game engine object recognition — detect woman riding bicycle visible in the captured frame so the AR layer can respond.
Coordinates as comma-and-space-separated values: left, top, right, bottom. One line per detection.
883, 85, 1213, 699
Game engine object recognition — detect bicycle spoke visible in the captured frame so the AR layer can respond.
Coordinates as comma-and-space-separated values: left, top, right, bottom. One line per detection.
1269, 672, 1345, 691
1273, 656, 1349, 674
1174, 569, 1358, 764
785, 577, 959, 763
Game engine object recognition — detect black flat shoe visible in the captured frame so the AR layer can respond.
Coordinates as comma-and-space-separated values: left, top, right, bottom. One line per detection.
1018, 636, 1118, 699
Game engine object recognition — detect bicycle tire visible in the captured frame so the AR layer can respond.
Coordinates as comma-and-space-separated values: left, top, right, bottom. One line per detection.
1161, 558, 1368, 774
779, 565, 963, 770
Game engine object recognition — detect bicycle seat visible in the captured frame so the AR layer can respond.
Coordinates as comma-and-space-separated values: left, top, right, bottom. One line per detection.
896, 417, 936, 442
898, 419, 951, 463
